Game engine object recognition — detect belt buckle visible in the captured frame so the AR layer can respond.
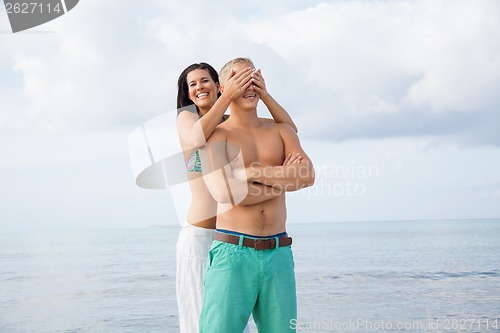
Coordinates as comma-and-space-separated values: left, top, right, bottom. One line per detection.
254, 238, 266, 250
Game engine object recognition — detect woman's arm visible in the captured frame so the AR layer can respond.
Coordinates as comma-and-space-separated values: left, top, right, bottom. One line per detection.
177, 67, 254, 149
252, 69, 298, 133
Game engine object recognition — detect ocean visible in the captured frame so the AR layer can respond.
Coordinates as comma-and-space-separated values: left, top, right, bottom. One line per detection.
1, 219, 499, 332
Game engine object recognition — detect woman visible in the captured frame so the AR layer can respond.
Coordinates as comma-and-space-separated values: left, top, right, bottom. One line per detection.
175, 61, 299, 332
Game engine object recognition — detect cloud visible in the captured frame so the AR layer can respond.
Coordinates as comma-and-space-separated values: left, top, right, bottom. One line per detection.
1, 0, 298, 137
247, 0, 500, 145
1, 0, 182, 166
1, 1, 185, 135
1, 0, 500, 231
2, 0, 500, 170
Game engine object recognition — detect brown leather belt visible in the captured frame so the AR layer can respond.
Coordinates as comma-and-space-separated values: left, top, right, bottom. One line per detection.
214, 232, 292, 250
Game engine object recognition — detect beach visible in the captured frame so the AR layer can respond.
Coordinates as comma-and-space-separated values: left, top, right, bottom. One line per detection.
1, 219, 499, 332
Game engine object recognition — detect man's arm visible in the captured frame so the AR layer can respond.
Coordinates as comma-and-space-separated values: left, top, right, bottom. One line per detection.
199, 130, 283, 206
246, 124, 315, 191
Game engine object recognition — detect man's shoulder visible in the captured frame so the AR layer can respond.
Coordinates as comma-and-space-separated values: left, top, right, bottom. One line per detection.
257, 118, 294, 131
262, 121, 296, 137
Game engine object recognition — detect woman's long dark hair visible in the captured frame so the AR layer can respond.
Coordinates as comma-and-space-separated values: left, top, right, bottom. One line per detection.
176, 63, 221, 110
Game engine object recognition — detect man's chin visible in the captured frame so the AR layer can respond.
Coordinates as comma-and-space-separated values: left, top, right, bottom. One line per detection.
241, 98, 259, 108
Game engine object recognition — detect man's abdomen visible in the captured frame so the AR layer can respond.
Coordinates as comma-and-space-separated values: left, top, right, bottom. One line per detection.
217, 195, 287, 236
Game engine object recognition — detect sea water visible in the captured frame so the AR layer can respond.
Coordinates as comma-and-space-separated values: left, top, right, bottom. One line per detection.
1, 219, 499, 332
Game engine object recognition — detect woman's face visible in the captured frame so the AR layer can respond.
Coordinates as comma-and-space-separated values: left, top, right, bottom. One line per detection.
186, 69, 219, 113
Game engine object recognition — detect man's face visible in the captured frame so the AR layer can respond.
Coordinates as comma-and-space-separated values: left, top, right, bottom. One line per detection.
231, 62, 259, 110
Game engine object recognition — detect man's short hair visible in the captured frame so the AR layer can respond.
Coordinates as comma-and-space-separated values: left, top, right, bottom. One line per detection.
219, 57, 254, 86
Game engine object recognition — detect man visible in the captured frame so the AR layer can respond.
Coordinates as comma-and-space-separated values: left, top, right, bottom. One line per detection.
199, 57, 315, 333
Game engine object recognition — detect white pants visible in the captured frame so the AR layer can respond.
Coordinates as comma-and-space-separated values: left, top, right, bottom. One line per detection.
176, 224, 252, 333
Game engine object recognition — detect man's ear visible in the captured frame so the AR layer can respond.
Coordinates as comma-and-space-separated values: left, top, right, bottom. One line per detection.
219, 84, 224, 94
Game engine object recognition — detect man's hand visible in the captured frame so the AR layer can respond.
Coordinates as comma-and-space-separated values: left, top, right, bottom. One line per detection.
282, 153, 303, 165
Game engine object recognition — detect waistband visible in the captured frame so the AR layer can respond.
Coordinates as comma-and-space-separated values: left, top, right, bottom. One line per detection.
214, 231, 292, 251
216, 229, 287, 239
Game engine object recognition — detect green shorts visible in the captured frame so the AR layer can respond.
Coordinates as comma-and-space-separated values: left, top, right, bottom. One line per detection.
199, 238, 297, 333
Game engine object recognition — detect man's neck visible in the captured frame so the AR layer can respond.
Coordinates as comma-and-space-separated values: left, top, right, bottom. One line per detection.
228, 107, 260, 127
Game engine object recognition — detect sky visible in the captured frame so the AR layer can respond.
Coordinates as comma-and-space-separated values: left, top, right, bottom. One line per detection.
1, 0, 500, 232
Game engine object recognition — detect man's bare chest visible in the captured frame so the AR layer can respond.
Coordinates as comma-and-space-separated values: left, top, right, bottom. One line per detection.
226, 129, 284, 167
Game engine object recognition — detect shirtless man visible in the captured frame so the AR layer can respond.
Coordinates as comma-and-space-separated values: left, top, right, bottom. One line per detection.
198, 58, 315, 333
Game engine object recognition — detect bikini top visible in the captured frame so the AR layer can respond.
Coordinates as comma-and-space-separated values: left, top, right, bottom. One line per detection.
184, 114, 228, 173
185, 150, 202, 173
